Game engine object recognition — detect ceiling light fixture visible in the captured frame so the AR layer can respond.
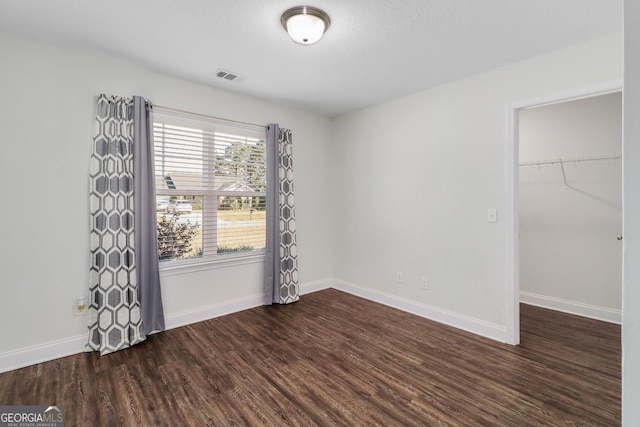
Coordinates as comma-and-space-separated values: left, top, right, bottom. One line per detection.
280, 6, 330, 45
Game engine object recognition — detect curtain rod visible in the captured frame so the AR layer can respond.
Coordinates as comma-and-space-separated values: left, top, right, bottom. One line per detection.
519, 155, 621, 168
150, 103, 266, 129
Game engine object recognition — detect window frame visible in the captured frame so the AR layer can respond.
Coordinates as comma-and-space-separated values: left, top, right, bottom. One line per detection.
152, 109, 267, 273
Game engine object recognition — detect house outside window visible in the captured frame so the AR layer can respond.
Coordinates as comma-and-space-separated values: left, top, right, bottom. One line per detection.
153, 111, 266, 268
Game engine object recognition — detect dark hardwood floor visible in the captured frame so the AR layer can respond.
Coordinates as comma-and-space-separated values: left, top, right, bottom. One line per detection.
0, 289, 620, 426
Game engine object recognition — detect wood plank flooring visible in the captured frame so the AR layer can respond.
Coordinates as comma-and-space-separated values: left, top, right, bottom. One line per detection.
0, 289, 620, 426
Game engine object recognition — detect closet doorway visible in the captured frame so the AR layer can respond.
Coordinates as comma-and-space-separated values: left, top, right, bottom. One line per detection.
506, 82, 623, 345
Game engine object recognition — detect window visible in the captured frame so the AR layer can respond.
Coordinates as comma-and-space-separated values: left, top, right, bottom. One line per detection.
153, 110, 266, 267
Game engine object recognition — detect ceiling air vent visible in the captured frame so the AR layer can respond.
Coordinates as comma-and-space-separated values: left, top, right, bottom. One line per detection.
214, 69, 245, 83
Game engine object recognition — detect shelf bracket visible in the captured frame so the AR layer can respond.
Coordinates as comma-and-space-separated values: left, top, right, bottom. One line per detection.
560, 160, 569, 188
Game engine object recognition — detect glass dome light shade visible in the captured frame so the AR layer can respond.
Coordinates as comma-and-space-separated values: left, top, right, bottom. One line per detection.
286, 13, 325, 44
281, 6, 331, 45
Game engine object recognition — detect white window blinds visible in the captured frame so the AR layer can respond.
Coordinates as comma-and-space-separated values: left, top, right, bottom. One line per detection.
152, 110, 266, 265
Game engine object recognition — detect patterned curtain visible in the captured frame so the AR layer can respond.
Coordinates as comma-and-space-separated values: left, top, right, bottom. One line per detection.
87, 94, 145, 354
264, 124, 299, 304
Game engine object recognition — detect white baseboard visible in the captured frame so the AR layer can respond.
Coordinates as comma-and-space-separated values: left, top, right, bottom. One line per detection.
0, 280, 333, 374
331, 278, 507, 343
520, 291, 621, 324
0, 277, 510, 374
164, 293, 265, 330
299, 278, 332, 295
0, 334, 87, 374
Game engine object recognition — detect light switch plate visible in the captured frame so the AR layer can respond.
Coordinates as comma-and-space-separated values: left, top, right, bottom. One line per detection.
487, 208, 497, 223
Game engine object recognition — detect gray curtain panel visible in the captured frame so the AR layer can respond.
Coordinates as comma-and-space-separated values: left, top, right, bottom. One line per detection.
133, 96, 165, 335
88, 94, 166, 355
88, 94, 145, 354
264, 124, 300, 304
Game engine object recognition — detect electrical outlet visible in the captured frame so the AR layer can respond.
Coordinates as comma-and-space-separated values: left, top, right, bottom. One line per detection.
396, 271, 403, 283
421, 277, 429, 290
74, 297, 87, 316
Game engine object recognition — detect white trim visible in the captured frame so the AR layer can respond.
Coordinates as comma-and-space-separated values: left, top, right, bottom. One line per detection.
520, 291, 621, 324
331, 279, 507, 343
164, 293, 265, 330
299, 278, 332, 295
0, 293, 266, 374
505, 79, 623, 346
160, 253, 265, 277
0, 335, 86, 374
0, 279, 333, 374
509, 80, 623, 111
505, 102, 520, 345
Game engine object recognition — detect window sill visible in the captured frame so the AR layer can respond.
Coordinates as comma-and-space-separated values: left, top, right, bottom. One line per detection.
159, 252, 265, 277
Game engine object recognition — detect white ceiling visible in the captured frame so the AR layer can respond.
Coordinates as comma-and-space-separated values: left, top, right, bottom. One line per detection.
0, 0, 622, 117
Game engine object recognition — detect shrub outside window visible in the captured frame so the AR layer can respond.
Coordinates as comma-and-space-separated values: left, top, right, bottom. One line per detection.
153, 112, 266, 267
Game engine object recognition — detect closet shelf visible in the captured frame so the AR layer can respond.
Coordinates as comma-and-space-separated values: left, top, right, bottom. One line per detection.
519, 155, 621, 168
519, 155, 621, 188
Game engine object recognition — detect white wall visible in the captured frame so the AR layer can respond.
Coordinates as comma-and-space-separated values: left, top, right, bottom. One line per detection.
0, 25, 631, 398
330, 33, 622, 334
0, 31, 332, 356
623, 1, 640, 424
519, 93, 622, 315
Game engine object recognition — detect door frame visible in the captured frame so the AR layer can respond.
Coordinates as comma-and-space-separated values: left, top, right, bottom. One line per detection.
505, 80, 623, 345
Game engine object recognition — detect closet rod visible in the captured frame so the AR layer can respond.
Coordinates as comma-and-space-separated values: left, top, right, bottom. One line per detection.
519, 155, 621, 168
150, 104, 266, 129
